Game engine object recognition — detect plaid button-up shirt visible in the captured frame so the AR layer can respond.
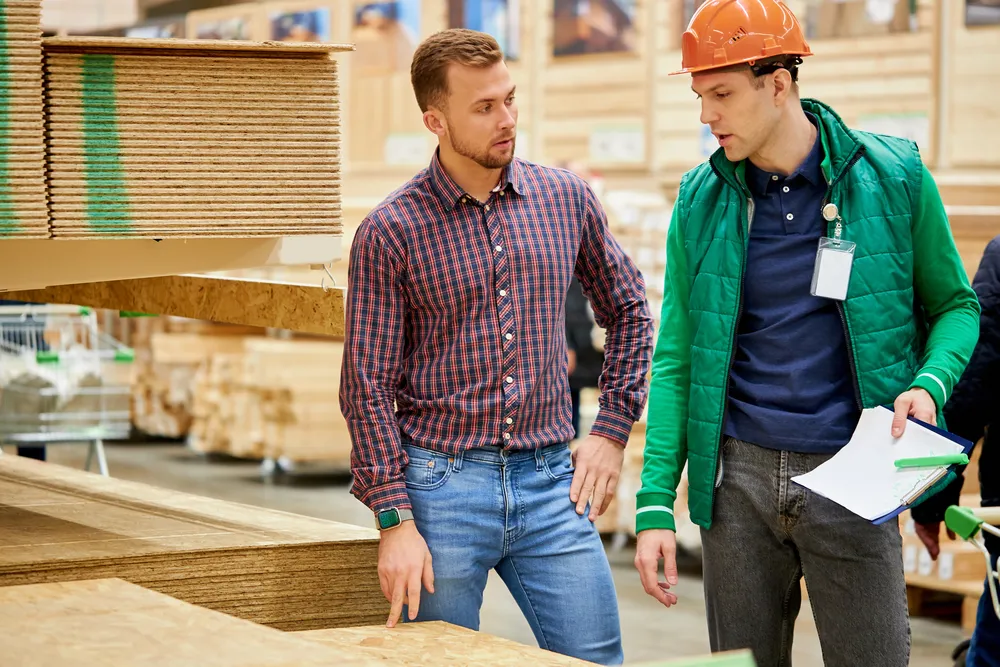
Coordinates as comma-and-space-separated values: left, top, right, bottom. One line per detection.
340, 152, 653, 512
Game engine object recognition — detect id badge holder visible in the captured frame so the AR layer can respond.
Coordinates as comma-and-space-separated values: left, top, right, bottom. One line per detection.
810, 204, 855, 301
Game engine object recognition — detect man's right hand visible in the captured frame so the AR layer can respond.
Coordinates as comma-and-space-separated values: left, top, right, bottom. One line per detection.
378, 519, 435, 627
634, 529, 680, 608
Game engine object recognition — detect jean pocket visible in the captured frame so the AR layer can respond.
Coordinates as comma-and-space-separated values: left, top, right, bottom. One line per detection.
403, 445, 454, 491
541, 443, 575, 482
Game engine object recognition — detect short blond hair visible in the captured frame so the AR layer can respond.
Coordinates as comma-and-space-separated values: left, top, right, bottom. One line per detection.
410, 29, 504, 112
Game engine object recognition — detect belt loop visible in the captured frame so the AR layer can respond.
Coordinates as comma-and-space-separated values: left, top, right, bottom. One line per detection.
534, 445, 545, 471
451, 449, 464, 472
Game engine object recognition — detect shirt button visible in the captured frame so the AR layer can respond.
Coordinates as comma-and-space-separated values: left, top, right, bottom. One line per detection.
485, 204, 491, 211
503, 433, 511, 440
786, 213, 794, 221
505, 333, 513, 340
506, 418, 513, 424
771, 175, 779, 181
782, 186, 790, 193
495, 245, 503, 252
500, 191, 506, 196
499, 289, 507, 296
506, 376, 514, 384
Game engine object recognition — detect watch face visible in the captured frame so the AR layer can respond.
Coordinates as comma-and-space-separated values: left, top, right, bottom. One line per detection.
378, 509, 400, 530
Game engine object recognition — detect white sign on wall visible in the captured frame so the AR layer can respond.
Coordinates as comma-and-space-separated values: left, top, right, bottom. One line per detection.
857, 112, 930, 154
589, 124, 645, 164
384, 132, 431, 166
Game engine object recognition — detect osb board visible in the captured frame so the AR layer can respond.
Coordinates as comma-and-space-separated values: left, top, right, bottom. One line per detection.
2, 275, 346, 337
0, 455, 384, 630
0, 578, 384, 667
42, 35, 355, 57
295, 621, 594, 666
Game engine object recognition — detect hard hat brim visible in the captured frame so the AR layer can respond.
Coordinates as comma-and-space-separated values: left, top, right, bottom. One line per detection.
669, 51, 812, 77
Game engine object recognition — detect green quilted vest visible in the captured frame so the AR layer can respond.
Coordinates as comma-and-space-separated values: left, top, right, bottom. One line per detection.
637, 98, 980, 533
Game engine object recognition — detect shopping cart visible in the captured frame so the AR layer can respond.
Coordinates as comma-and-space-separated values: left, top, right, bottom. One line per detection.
0, 304, 134, 475
946, 504, 1000, 620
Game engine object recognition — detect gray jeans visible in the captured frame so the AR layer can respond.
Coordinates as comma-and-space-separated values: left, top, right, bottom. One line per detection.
701, 437, 910, 667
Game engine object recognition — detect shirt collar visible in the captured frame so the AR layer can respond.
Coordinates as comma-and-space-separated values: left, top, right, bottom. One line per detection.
429, 148, 525, 210
746, 112, 824, 196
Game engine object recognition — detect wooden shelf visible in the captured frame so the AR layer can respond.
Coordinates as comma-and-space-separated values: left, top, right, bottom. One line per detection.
2, 274, 345, 337
0, 235, 342, 293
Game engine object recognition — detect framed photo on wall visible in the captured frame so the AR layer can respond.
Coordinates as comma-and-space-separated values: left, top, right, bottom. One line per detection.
966, 0, 1000, 26
352, 1, 421, 74
448, 0, 520, 61
552, 0, 637, 58
270, 8, 332, 42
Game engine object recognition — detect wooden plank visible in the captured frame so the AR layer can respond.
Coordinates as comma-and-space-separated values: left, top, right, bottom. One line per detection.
0, 456, 385, 630
2, 274, 346, 337
0, 578, 381, 667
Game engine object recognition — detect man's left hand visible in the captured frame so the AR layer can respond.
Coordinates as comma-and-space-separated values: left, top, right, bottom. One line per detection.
570, 435, 625, 521
891, 388, 937, 437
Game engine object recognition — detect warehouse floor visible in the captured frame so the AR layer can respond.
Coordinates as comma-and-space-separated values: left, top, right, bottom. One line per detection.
17, 441, 968, 666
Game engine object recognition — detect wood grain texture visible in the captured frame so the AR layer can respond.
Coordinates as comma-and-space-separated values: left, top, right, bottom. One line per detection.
295, 621, 595, 666
0, 578, 382, 667
2, 275, 345, 337
0, 456, 383, 630
43, 35, 355, 56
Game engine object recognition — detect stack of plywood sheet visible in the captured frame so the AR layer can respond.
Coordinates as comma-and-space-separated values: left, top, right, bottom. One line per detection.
0, 0, 48, 238
0, 455, 386, 630
43, 36, 350, 239
0, 578, 381, 667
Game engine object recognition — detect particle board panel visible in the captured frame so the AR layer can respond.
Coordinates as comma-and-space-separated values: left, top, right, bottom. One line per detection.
295, 621, 596, 666
0, 578, 384, 667
0, 455, 384, 630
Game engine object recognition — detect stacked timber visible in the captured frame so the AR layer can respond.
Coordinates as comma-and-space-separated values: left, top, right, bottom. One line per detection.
43, 36, 350, 239
0, 0, 48, 238
0, 455, 386, 630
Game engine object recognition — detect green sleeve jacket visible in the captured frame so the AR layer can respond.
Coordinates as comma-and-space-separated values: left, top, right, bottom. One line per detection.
636, 99, 981, 534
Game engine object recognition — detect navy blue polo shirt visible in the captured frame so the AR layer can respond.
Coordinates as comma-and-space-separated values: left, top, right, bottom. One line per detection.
722, 114, 860, 453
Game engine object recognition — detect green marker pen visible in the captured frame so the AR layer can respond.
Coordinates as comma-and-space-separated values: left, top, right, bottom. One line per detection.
894, 454, 969, 469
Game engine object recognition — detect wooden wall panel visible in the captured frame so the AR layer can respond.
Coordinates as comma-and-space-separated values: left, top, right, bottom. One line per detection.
945, 1, 1000, 169
538, 0, 652, 171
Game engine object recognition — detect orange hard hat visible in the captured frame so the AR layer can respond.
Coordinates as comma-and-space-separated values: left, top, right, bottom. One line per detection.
672, 0, 813, 76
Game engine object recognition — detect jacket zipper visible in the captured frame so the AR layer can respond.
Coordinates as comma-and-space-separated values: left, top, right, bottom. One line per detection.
825, 149, 866, 411
712, 187, 754, 494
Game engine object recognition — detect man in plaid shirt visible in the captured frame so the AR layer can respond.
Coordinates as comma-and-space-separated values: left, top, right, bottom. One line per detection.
340, 29, 653, 665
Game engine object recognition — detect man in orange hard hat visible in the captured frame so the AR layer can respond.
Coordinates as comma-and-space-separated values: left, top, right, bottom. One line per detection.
633, 1, 980, 665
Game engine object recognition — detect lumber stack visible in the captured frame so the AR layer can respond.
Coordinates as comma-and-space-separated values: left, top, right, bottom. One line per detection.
0, 0, 48, 238
130, 322, 262, 438
0, 578, 380, 667
42, 36, 350, 239
189, 336, 352, 467
0, 455, 386, 630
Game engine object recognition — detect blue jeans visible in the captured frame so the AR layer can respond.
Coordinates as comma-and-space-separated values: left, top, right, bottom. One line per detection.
968, 551, 1000, 666
401, 442, 624, 666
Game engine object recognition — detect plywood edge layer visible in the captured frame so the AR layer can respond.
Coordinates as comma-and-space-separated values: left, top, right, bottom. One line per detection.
1, 274, 346, 337
43, 36, 357, 56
